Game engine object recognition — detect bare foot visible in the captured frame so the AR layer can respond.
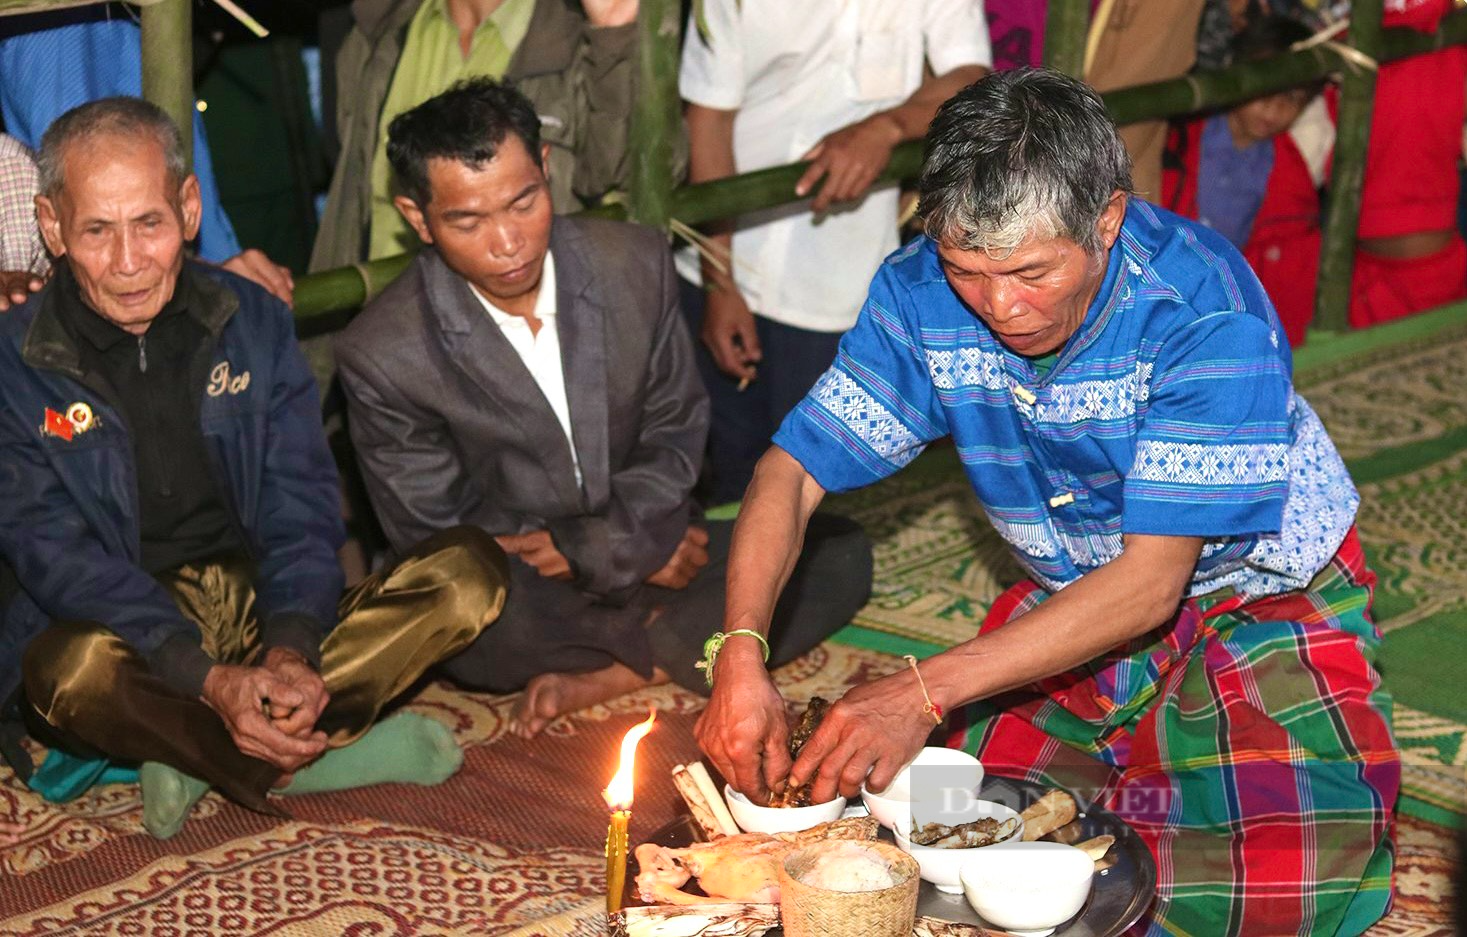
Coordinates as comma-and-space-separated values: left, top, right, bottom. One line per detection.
510, 665, 668, 739
1, 820, 24, 847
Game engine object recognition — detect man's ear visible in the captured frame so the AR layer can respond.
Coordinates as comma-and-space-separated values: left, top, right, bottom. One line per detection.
393, 195, 434, 245
1096, 189, 1128, 250
35, 194, 66, 258
179, 174, 203, 241
540, 143, 551, 182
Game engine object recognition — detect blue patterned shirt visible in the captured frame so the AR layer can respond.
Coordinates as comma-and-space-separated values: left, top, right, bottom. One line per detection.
774, 201, 1358, 600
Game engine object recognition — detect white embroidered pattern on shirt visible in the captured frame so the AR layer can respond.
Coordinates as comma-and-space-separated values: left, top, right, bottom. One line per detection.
1130, 441, 1290, 486
925, 347, 1008, 391
814, 367, 922, 467
1033, 363, 1153, 425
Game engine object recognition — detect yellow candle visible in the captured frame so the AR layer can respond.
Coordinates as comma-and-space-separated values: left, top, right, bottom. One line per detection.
606, 808, 631, 914
603, 710, 656, 917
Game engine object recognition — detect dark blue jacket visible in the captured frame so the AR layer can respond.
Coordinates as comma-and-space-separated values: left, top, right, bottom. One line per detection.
0, 263, 345, 701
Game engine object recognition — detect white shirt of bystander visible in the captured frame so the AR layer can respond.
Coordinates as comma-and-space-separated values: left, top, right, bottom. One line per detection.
678, 0, 991, 333
470, 254, 583, 487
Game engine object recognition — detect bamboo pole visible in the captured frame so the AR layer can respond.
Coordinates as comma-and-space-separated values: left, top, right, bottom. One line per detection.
627, 0, 681, 228
1314, 0, 1385, 333
140, 0, 193, 167
289, 11, 1467, 329
1044, 0, 1090, 77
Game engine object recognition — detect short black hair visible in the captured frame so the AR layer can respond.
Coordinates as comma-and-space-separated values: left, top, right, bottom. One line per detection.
1231, 13, 1313, 61
1230, 15, 1325, 99
386, 77, 542, 206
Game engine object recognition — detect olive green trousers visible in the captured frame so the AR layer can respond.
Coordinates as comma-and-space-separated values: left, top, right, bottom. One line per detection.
21, 526, 507, 814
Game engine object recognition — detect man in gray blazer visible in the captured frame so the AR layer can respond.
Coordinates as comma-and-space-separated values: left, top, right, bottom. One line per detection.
335, 79, 872, 736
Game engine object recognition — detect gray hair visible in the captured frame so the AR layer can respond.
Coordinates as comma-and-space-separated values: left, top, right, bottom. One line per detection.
37, 96, 187, 199
917, 68, 1133, 257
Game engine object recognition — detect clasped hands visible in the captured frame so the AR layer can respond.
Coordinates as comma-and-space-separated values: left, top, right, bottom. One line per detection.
200, 645, 330, 773
695, 645, 937, 806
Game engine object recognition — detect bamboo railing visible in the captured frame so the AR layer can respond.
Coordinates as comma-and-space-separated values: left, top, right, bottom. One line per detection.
116, 3, 1467, 339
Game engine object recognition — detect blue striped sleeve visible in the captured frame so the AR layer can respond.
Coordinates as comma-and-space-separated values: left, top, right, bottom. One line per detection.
1122, 311, 1290, 537
773, 265, 947, 493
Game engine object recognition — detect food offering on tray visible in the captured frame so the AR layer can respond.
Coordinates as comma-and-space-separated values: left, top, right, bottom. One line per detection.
893, 800, 1025, 893
769, 697, 831, 808
779, 839, 920, 937
908, 814, 1021, 848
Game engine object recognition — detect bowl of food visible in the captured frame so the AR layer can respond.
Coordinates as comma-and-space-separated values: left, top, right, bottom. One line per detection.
892, 800, 1024, 894
861, 747, 984, 832
779, 839, 919, 937
959, 841, 1095, 936
725, 784, 848, 834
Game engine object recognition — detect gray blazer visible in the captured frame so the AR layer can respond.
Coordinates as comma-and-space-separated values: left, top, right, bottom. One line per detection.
335, 216, 709, 602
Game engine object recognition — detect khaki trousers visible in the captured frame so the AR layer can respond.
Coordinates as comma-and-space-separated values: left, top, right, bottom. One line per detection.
21, 526, 507, 814
1086, 0, 1206, 200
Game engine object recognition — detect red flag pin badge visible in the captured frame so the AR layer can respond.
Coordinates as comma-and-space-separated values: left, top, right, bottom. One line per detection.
42, 407, 73, 441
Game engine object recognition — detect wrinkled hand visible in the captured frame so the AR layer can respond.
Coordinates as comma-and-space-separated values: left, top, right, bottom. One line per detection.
0, 819, 22, 847
701, 286, 761, 381
496, 529, 573, 581
0, 269, 45, 311
796, 114, 903, 214
582, 0, 637, 27
695, 643, 791, 802
201, 662, 328, 771
260, 646, 329, 739
221, 248, 294, 308
787, 668, 935, 803
646, 525, 710, 590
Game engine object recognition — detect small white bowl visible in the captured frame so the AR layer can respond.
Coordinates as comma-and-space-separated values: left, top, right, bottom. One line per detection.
892, 800, 1024, 894
861, 747, 984, 832
723, 784, 847, 834
960, 841, 1095, 936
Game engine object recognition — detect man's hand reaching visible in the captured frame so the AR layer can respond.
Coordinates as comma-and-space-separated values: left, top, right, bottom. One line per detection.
0, 268, 45, 311
221, 249, 295, 308
646, 525, 710, 590
701, 286, 761, 382
795, 114, 903, 214
496, 530, 574, 581
201, 661, 328, 772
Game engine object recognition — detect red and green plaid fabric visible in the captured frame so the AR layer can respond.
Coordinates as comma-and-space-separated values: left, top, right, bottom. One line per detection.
947, 528, 1399, 936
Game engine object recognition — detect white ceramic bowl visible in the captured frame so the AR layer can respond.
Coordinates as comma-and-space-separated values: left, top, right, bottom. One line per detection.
960, 841, 1095, 936
892, 799, 1024, 894
861, 747, 984, 833
723, 784, 847, 834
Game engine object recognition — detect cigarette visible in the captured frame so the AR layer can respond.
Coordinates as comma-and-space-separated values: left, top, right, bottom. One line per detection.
737, 376, 751, 392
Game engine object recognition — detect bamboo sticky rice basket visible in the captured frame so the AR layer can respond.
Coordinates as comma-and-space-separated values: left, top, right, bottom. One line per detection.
778, 839, 919, 937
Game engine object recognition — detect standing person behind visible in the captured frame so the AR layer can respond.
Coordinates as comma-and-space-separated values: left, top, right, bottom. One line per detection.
0, 133, 47, 307
335, 80, 872, 738
311, 0, 644, 271
679, 0, 991, 504
1347, 0, 1467, 327
0, 98, 509, 840
1086, 0, 1207, 201
1163, 14, 1327, 344
0, 7, 295, 305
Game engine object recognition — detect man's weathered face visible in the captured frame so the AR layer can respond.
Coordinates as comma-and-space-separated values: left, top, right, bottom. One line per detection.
36, 133, 201, 335
936, 193, 1127, 358
395, 137, 553, 313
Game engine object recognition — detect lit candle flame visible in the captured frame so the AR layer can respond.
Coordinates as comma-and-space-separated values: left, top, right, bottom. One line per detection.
603, 709, 656, 811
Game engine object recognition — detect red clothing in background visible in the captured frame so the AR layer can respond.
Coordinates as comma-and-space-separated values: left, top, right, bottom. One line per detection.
1163, 119, 1321, 345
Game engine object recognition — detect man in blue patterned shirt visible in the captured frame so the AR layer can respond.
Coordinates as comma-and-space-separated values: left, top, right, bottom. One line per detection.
697, 70, 1397, 936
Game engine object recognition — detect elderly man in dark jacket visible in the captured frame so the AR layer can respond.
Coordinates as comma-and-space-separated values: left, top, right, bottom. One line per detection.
0, 97, 507, 841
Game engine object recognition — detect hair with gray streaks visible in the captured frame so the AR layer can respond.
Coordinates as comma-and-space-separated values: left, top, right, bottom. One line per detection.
37, 96, 187, 199
917, 68, 1132, 257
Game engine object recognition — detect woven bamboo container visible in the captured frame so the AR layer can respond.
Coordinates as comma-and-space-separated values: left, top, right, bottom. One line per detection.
779, 839, 919, 937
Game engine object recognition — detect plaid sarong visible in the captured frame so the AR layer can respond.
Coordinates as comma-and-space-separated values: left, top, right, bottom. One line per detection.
948, 528, 1399, 936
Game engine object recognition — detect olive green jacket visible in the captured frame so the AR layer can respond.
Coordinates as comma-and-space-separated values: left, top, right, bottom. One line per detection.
310, 0, 641, 272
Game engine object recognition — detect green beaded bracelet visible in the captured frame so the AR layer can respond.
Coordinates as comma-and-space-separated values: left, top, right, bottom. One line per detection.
694, 629, 771, 686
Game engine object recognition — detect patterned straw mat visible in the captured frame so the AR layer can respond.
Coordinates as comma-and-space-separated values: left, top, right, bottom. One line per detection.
1, 312, 1463, 934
